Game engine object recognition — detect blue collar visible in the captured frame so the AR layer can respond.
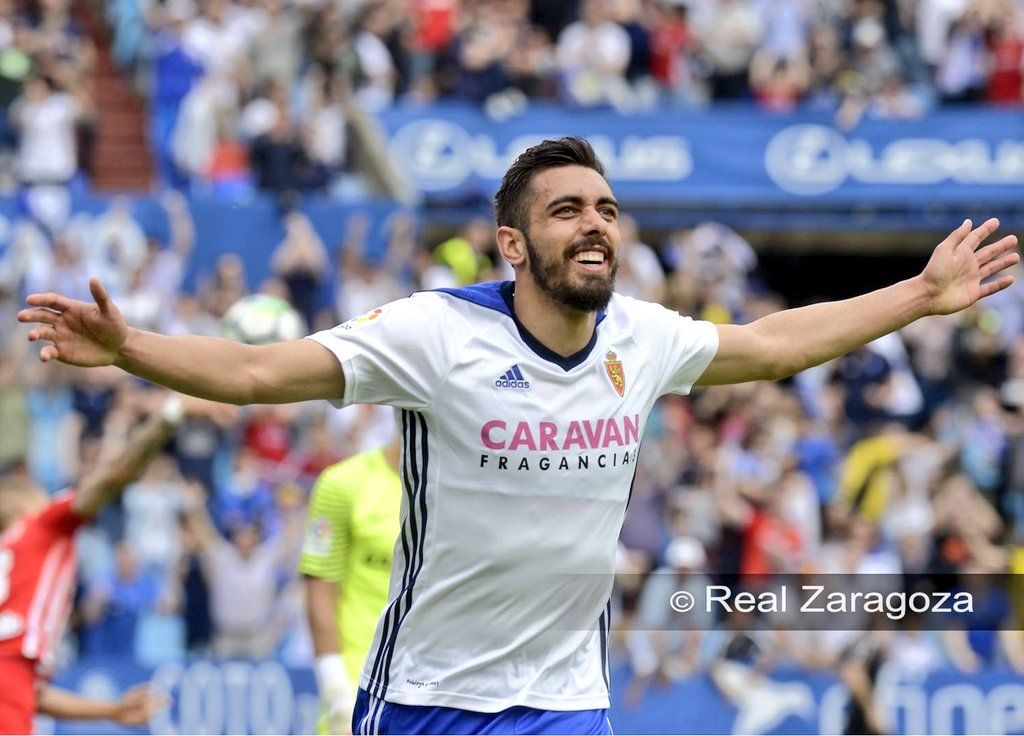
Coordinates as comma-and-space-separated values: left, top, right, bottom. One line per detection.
433, 281, 606, 371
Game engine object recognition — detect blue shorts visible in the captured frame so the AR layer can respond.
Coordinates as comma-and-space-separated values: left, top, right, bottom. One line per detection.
353, 689, 613, 735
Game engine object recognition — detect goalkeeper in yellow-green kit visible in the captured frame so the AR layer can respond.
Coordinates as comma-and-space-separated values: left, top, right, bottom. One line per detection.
300, 438, 402, 735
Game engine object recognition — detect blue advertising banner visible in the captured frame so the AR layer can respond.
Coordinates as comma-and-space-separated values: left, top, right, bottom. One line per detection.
39, 658, 1024, 735
377, 103, 1024, 209
608, 663, 1024, 735
42, 659, 319, 736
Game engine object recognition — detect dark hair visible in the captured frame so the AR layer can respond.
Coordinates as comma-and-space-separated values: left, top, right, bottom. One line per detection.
493, 137, 605, 233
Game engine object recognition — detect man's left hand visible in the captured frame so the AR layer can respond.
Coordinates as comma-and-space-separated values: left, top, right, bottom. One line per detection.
921, 218, 1019, 315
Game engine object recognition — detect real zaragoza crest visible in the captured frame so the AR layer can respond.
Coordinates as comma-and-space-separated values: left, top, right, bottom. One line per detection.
604, 350, 625, 397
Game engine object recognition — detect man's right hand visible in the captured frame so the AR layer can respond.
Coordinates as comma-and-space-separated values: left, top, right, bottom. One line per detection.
18, 278, 128, 366
18, 275, 345, 405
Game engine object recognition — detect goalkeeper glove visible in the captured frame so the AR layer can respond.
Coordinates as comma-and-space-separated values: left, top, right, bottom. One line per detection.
315, 654, 356, 735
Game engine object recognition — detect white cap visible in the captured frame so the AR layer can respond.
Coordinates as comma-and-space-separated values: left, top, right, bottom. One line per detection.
665, 536, 706, 570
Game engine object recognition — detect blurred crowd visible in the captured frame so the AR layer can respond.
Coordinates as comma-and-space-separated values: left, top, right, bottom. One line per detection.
0, 0, 1018, 196
3, 195, 1024, 722
0, 0, 95, 193
104, 0, 1024, 191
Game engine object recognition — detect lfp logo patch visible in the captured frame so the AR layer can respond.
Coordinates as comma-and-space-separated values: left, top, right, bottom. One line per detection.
340, 306, 386, 331
302, 516, 334, 556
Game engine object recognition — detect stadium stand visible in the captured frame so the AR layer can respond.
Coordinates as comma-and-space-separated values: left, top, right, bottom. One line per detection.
1, 0, 1024, 734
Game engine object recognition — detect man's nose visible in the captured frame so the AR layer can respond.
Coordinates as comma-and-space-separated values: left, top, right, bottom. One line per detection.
579, 206, 608, 238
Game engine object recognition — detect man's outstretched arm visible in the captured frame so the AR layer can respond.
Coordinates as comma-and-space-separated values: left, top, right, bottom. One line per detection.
696, 218, 1019, 386
18, 278, 344, 405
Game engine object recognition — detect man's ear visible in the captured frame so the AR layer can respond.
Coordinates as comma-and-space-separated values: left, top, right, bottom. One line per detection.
496, 226, 527, 269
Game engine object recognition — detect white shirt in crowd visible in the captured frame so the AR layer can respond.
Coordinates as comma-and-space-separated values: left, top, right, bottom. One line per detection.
206, 536, 283, 633
183, 13, 250, 76
17, 93, 79, 184
556, 20, 631, 77
353, 30, 395, 112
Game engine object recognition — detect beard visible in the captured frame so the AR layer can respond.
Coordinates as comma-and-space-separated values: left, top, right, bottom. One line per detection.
524, 233, 618, 312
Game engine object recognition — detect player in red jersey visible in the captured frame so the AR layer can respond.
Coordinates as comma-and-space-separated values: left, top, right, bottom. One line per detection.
0, 393, 229, 734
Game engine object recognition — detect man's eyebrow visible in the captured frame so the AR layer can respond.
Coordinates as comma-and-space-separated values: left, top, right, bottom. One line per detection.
545, 195, 584, 210
545, 195, 620, 210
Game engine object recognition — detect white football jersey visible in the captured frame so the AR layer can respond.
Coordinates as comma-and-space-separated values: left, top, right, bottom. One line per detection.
307, 281, 718, 712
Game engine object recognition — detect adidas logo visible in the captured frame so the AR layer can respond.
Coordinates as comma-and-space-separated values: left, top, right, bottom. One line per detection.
495, 364, 531, 391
